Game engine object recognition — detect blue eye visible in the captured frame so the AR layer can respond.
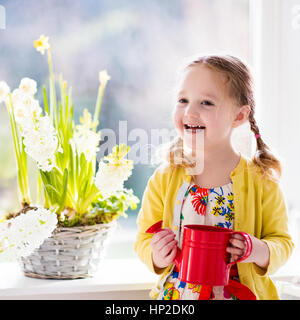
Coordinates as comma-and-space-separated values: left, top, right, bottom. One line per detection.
178, 98, 188, 103
177, 99, 214, 106
202, 100, 214, 106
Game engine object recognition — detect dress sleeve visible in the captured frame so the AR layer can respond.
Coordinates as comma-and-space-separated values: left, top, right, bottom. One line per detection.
133, 165, 170, 275
253, 179, 294, 276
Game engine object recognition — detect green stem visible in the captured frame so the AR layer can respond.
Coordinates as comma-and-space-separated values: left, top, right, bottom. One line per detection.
5, 95, 31, 205
37, 170, 42, 205
93, 84, 105, 132
47, 48, 58, 131
42, 85, 49, 115
92, 84, 106, 174
20, 138, 31, 204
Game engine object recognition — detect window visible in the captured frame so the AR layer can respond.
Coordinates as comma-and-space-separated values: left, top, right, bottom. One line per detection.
250, 0, 300, 276
0, 0, 250, 260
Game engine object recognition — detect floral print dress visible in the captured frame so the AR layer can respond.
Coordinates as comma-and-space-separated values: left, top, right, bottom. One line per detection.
158, 181, 240, 300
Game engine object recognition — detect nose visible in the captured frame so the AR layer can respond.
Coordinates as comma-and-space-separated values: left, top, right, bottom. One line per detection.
185, 101, 200, 118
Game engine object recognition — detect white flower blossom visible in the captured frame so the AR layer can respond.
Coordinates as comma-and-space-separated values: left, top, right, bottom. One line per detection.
7, 79, 59, 171
19, 78, 37, 96
10, 79, 41, 130
13, 94, 42, 129
11, 88, 23, 105
73, 130, 101, 162
72, 109, 101, 161
22, 115, 61, 171
95, 159, 133, 198
99, 70, 111, 88
34, 35, 50, 55
0, 207, 57, 261
0, 81, 10, 104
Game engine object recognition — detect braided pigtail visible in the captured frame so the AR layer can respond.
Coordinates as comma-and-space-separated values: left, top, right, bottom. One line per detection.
249, 110, 282, 182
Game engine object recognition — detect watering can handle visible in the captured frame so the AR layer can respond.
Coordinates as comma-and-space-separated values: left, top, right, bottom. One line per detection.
145, 220, 181, 272
145, 220, 164, 234
227, 231, 253, 268
173, 247, 181, 272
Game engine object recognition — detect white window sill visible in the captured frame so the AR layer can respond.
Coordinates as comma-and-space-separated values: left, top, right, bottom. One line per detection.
0, 258, 157, 300
1, 249, 300, 300
270, 249, 300, 299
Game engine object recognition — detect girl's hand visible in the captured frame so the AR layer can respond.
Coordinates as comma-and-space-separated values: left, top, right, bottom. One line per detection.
226, 233, 270, 269
150, 227, 178, 269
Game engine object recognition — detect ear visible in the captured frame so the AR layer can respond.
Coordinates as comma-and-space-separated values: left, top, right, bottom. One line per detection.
232, 105, 250, 128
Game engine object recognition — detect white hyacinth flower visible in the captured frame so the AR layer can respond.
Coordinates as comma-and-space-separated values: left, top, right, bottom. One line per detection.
72, 129, 101, 162
19, 77, 37, 96
13, 94, 42, 129
11, 86, 42, 135
8, 80, 58, 171
22, 115, 61, 171
72, 108, 101, 161
0, 81, 10, 104
95, 158, 133, 198
0, 207, 57, 260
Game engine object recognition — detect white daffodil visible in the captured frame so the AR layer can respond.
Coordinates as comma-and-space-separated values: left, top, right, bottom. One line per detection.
99, 70, 111, 88
0, 81, 10, 104
33, 34, 50, 55
19, 78, 37, 96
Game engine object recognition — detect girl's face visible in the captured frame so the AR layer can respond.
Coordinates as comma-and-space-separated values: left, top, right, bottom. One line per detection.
173, 64, 241, 152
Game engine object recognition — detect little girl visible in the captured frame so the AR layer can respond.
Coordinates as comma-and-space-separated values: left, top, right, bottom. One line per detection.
134, 54, 294, 300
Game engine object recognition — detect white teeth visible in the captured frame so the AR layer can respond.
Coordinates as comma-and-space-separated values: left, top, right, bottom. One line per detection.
185, 124, 205, 129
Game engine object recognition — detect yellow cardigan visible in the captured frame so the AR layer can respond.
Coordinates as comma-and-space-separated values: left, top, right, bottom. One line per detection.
134, 154, 294, 300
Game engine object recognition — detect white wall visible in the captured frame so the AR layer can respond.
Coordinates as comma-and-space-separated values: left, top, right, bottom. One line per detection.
250, 0, 300, 212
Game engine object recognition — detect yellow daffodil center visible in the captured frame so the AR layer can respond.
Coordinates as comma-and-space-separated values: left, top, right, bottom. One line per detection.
33, 35, 50, 55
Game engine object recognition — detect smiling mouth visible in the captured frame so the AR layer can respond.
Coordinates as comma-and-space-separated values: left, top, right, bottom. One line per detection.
184, 124, 206, 130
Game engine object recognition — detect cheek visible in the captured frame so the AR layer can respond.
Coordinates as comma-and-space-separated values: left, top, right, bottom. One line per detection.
210, 113, 233, 137
208, 109, 230, 126
172, 108, 184, 129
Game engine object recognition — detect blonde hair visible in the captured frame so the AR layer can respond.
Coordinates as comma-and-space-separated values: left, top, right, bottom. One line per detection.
152, 54, 282, 182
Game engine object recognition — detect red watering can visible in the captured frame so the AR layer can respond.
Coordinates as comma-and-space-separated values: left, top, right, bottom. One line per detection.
146, 221, 252, 286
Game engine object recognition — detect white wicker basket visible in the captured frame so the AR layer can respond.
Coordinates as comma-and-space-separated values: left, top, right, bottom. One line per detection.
18, 220, 117, 279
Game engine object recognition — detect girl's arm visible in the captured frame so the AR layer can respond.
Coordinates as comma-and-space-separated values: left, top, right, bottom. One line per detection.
133, 166, 169, 274
227, 233, 270, 269
228, 179, 294, 275
255, 179, 294, 275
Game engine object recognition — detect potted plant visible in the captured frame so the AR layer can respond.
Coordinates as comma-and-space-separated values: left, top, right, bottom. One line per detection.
0, 35, 139, 279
